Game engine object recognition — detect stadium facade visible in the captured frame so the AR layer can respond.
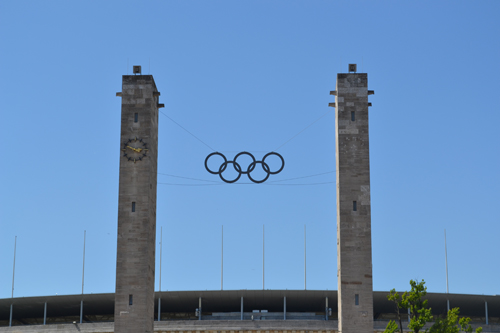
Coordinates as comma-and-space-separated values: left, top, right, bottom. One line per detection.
0, 290, 498, 332
1, 67, 497, 332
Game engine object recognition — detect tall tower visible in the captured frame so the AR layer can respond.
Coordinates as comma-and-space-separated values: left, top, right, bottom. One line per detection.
114, 67, 161, 333
331, 64, 374, 333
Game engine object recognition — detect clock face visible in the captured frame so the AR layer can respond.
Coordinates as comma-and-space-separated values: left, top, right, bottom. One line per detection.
122, 137, 149, 163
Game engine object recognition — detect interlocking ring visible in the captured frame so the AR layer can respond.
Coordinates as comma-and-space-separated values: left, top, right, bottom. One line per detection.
263, 152, 285, 174
205, 151, 285, 184
233, 152, 256, 174
205, 152, 227, 174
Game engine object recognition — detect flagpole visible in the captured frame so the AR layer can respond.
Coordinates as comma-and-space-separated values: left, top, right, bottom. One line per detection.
158, 226, 162, 321
11, 236, 17, 298
82, 230, 86, 294
304, 225, 307, 290
221, 225, 223, 290
445, 229, 450, 312
262, 225, 265, 290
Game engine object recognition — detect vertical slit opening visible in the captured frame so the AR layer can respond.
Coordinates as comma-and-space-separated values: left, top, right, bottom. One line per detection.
132, 202, 136, 212
351, 111, 355, 121
134, 113, 138, 122
129, 295, 133, 305
353, 201, 357, 212
355, 294, 359, 305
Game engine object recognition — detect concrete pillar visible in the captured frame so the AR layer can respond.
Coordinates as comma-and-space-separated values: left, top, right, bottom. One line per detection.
43, 302, 47, 325
114, 71, 161, 333
198, 297, 202, 320
284, 297, 286, 320
9, 304, 13, 327
80, 300, 83, 323
485, 301, 489, 325
241, 297, 244, 320
158, 297, 161, 321
325, 297, 329, 321
333, 67, 374, 333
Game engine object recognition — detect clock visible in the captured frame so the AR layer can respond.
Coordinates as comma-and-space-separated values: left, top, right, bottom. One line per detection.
122, 137, 149, 163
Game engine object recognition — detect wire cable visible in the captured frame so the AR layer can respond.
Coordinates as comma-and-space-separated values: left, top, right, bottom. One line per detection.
157, 182, 224, 186
158, 170, 335, 184
267, 171, 335, 183
157, 170, 335, 186
158, 172, 220, 183
264, 181, 335, 186
273, 109, 332, 151
158, 181, 334, 186
160, 111, 216, 152
160, 108, 332, 154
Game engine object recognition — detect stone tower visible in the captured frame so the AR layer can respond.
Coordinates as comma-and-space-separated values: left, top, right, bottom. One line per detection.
114, 68, 161, 333
331, 65, 374, 333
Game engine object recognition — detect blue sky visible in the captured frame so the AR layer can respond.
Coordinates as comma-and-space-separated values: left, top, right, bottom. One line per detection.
1, 1, 499, 299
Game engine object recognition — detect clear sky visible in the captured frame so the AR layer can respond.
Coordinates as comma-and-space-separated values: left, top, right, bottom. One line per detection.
1, 1, 499, 300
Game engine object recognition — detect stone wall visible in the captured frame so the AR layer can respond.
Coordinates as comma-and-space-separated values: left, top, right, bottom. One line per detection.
115, 75, 160, 333
335, 73, 374, 333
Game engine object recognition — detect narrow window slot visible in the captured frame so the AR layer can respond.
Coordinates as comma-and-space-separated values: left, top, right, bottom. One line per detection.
129, 295, 133, 305
355, 294, 359, 305
132, 202, 136, 212
351, 111, 355, 121
353, 201, 357, 212
134, 113, 138, 122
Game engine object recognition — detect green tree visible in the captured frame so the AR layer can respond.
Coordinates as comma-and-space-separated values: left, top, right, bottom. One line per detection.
384, 280, 433, 333
384, 280, 482, 333
386, 289, 404, 333
429, 308, 482, 333
384, 318, 400, 333
403, 280, 433, 333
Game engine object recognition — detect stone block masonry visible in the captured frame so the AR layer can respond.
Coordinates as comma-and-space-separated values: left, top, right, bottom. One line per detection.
115, 74, 160, 333
334, 72, 374, 333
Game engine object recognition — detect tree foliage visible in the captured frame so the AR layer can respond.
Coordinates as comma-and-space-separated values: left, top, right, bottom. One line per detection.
403, 280, 433, 333
385, 320, 399, 333
429, 308, 483, 333
383, 280, 433, 333
386, 289, 404, 333
384, 280, 482, 333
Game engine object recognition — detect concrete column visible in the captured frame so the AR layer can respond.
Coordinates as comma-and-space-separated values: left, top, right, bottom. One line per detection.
158, 297, 161, 321
43, 302, 47, 325
447, 299, 450, 312
325, 297, 329, 321
198, 297, 202, 320
334, 69, 374, 333
284, 297, 286, 320
408, 308, 410, 322
9, 304, 13, 327
80, 300, 83, 323
485, 301, 489, 325
114, 72, 161, 333
241, 297, 243, 320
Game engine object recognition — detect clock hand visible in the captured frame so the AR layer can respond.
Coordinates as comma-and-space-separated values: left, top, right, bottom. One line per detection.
126, 145, 143, 153
127, 146, 140, 152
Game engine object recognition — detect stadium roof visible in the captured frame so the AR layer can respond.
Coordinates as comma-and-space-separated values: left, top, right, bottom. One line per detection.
1, 290, 498, 324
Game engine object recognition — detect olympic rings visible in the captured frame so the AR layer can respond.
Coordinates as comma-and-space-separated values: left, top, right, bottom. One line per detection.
205, 152, 227, 174
233, 152, 256, 174
205, 151, 285, 184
